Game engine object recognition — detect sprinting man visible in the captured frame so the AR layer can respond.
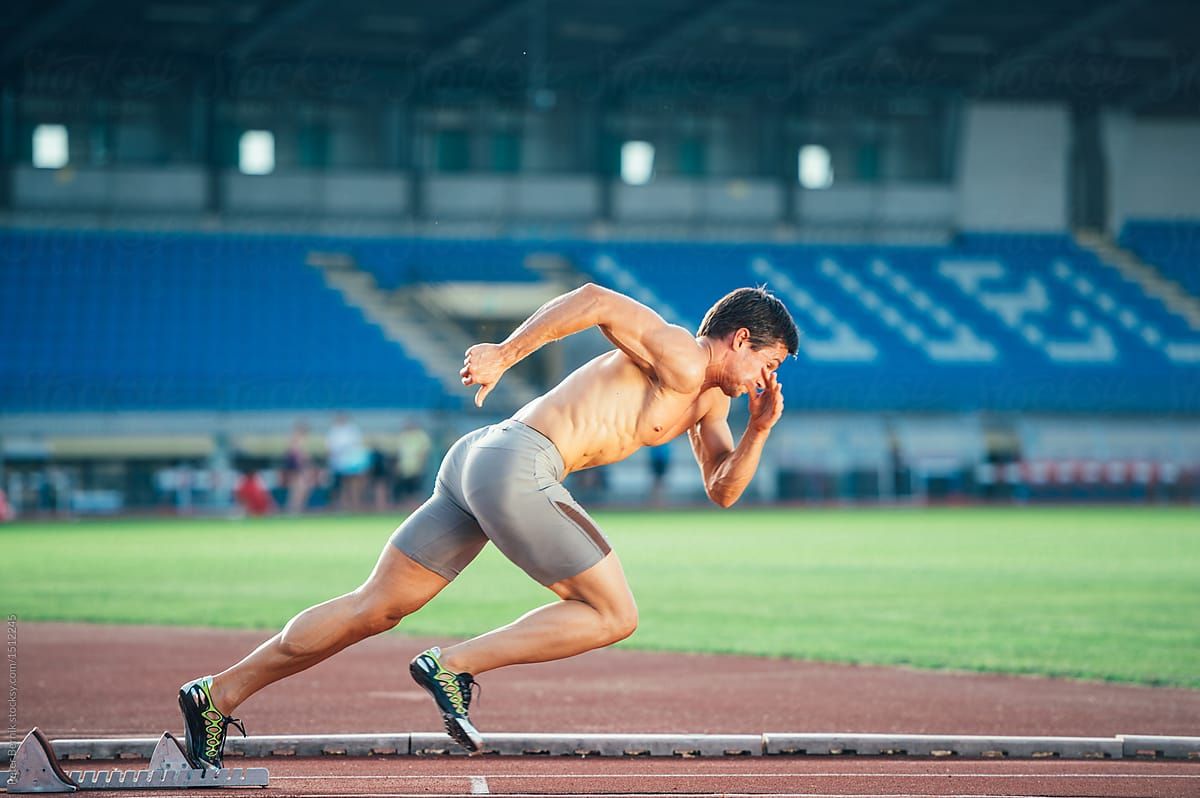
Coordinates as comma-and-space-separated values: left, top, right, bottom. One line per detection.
179, 283, 798, 765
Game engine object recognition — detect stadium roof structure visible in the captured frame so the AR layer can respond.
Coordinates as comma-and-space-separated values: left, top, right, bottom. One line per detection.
2, 0, 1198, 112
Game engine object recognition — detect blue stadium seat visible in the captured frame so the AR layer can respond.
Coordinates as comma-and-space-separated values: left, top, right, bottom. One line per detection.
1120, 220, 1200, 299
4, 229, 1198, 414
351, 238, 541, 290
0, 229, 451, 412
575, 234, 1200, 413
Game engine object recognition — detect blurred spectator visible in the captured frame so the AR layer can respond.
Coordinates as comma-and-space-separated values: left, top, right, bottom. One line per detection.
648, 444, 671, 506
0, 487, 14, 522
175, 463, 195, 514
368, 443, 392, 512
886, 425, 909, 500
983, 425, 1022, 502
209, 436, 237, 512
395, 422, 433, 502
47, 468, 71, 516
282, 421, 316, 514
235, 469, 274, 516
327, 412, 369, 512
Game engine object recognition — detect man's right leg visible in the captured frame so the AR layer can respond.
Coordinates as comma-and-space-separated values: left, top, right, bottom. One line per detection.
407, 548, 634, 753
437, 550, 637, 677
435, 421, 636, 678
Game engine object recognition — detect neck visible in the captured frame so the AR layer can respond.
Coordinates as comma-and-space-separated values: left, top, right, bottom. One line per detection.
697, 337, 725, 391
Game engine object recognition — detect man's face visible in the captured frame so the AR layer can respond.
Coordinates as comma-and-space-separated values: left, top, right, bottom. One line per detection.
722, 331, 788, 398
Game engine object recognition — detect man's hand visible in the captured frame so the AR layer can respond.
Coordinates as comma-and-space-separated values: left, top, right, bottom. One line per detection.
747, 366, 784, 433
460, 343, 509, 407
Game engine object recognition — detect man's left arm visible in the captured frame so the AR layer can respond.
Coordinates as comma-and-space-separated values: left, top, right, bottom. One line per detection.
688, 367, 784, 508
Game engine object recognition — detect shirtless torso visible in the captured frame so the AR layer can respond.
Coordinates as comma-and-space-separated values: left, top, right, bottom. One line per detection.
464, 282, 788, 505
517, 350, 716, 470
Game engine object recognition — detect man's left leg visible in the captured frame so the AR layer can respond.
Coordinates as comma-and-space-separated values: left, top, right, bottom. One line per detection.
180, 472, 489, 769
207, 544, 451, 715
178, 543, 448, 769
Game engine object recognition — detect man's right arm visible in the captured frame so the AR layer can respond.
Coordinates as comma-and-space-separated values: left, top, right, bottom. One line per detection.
460, 282, 702, 406
688, 367, 784, 507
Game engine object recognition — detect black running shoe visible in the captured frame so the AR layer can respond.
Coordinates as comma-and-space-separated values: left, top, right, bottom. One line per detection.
178, 676, 246, 770
409, 647, 483, 752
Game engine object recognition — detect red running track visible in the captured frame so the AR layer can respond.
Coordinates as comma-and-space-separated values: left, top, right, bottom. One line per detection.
10, 622, 1200, 797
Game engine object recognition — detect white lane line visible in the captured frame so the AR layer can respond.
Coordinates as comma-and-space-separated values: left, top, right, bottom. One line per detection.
299, 792, 1112, 798
273, 771, 1199, 780
469, 775, 490, 794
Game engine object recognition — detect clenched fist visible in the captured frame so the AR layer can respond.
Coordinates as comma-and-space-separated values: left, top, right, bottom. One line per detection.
460, 343, 510, 407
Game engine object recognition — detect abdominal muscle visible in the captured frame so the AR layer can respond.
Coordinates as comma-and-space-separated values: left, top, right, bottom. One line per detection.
513, 350, 711, 476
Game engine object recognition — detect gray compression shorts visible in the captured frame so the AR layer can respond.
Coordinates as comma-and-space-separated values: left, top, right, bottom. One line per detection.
389, 420, 612, 586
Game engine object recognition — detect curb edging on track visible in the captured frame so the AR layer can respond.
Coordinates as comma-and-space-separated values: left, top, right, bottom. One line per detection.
6, 732, 1198, 763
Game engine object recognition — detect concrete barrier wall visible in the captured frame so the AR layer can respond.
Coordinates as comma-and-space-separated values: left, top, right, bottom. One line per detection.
13, 166, 207, 211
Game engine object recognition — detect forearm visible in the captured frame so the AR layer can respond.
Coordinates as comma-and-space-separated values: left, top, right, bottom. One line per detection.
497, 284, 602, 367
707, 426, 771, 508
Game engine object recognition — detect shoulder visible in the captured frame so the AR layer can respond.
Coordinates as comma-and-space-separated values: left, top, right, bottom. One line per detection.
651, 326, 708, 392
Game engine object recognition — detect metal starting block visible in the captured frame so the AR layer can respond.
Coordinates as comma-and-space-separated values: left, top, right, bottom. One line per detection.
6, 728, 270, 793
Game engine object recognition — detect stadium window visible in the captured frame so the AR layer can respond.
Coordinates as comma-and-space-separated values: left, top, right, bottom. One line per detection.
621, 140, 654, 185
436, 129, 471, 172
297, 125, 329, 169
798, 144, 833, 189
32, 124, 69, 169
679, 137, 706, 177
239, 130, 275, 175
491, 131, 521, 173
856, 142, 880, 182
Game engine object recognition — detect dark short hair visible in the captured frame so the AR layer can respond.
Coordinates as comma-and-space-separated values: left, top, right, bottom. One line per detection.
698, 286, 799, 355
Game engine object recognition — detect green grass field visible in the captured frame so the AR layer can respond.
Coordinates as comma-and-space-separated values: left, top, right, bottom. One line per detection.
2, 507, 1197, 687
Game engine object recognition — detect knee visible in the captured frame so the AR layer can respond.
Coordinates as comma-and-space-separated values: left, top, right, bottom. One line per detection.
360, 610, 403, 638
352, 592, 408, 637
602, 603, 638, 645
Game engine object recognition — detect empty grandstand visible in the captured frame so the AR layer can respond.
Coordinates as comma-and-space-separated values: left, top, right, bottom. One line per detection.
1, 1, 1198, 515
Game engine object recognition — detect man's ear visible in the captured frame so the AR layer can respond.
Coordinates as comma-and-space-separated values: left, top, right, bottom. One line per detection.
733, 327, 751, 349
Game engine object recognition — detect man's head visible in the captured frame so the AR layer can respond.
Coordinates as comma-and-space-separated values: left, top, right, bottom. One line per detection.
699, 286, 800, 398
